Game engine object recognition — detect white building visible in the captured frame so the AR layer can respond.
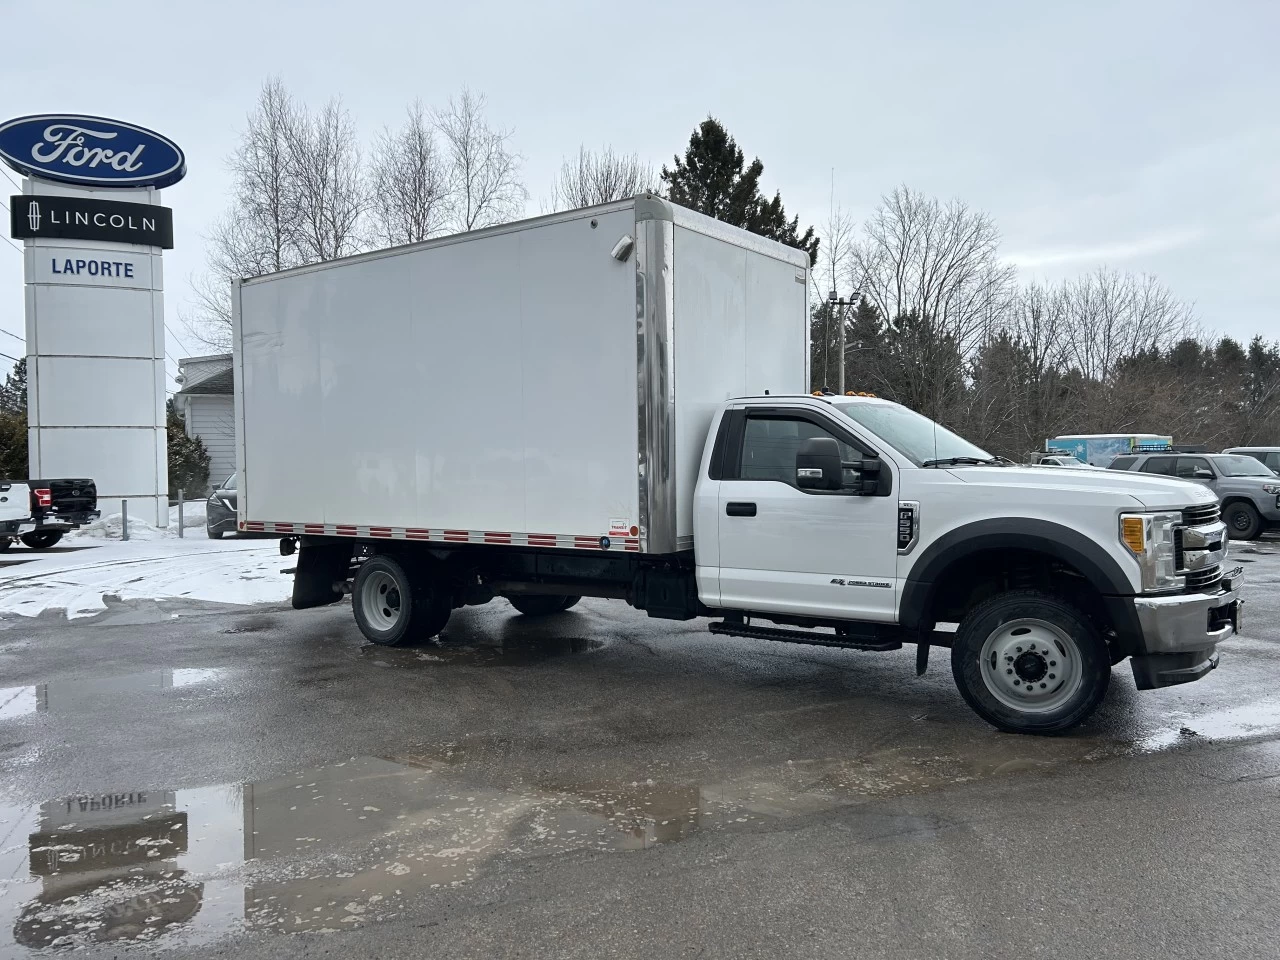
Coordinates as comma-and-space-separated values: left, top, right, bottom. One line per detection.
174, 354, 235, 493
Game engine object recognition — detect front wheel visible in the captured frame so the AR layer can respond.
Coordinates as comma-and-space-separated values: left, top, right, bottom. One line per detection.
0, 538, 11, 553
1223, 502, 1262, 541
352, 555, 451, 646
21, 530, 64, 550
951, 590, 1110, 735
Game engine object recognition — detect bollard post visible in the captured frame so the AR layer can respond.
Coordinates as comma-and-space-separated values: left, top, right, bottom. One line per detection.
178, 489, 184, 538
121, 499, 129, 542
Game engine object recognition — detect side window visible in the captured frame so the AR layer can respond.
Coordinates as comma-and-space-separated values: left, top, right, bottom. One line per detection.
1109, 456, 1137, 470
739, 417, 859, 487
1266, 453, 1280, 472
223, 474, 237, 491
1140, 457, 1176, 476
1177, 457, 1211, 479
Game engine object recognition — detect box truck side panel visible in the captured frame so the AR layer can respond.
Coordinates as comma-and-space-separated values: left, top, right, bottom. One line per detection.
670, 224, 808, 544
239, 207, 638, 538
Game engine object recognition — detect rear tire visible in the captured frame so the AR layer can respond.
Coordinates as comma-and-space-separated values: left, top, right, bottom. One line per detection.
0, 538, 11, 552
21, 530, 64, 550
1224, 502, 1262, 541
353, 554, 451, 646
509, 595, 581, 616
208, 528, 225, 540
951, 590, 1110, 735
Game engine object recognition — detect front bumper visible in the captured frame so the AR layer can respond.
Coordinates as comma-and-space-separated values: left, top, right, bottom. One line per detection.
1128, 575, 1241, 690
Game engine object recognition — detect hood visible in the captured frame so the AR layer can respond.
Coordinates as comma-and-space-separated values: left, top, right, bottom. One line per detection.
947, 465, 1217, 510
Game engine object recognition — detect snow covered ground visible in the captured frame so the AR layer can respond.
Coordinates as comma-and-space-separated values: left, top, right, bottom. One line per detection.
0, 504, 292, 619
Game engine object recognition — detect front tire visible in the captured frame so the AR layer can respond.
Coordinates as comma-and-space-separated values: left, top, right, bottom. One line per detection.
0, 538, 11, 553
21, 530, 64, 550
1224, 502, 1262, 541
509, 595, 581, 616
353, 554, 451, 646
951, 590, 1110, 735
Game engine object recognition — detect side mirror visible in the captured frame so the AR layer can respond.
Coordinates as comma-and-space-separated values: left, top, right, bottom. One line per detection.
1193, 468, 1214, 480
796, 437, 842, 490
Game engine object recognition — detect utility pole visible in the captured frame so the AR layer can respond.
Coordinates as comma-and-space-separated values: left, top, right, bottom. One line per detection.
827, 289, 859, 394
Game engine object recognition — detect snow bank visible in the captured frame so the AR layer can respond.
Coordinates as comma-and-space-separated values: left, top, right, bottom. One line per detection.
72, 501, 210, 541
0, 536, 293, 619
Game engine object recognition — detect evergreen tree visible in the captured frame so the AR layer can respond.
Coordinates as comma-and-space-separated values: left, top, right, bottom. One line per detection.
0, 360, 27, 479
166, 399, 211, 498
0, 358, 27, 415
662, 118, 819, 265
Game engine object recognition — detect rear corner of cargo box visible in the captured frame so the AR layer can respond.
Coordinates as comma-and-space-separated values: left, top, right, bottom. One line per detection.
236, 273, 330, 530
667, 214, 810, 545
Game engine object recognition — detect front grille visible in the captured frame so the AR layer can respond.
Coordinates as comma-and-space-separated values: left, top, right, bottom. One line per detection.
1182, 502, 1220, 526
1186, 567, 1223, 592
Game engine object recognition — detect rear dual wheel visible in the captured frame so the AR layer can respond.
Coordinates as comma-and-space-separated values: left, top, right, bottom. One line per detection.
352, 555, 451, 646
21, 531, 63, 550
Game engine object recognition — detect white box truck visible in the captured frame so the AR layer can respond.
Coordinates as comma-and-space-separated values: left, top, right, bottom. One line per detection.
235, 195, 1241, 734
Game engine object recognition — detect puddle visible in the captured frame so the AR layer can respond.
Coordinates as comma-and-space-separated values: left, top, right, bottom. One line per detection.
0, 756, 706, 951
360, 636, 605, 668
0, 669, 228, 721
1137, 699, 1280, 752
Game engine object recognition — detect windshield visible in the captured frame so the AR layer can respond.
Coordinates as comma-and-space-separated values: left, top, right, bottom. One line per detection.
1214, 455, 1276, 478
832, 400, 993, 466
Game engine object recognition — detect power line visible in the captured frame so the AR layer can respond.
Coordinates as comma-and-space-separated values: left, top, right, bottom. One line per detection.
1, 234, 20, 255
0, 328, 23, 343
0, 167, 21, 191
164, 321, 196, 358
0, 350, 20, 364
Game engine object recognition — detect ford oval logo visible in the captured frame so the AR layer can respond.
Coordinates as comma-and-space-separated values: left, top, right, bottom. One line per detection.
0, 114, 186, 189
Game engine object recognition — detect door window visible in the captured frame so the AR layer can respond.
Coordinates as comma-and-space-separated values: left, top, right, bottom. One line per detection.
1140, 456, 1176, 476
739, 417, 859, 488
1176, 457, 1212, 479
1109, 455, 1137, 470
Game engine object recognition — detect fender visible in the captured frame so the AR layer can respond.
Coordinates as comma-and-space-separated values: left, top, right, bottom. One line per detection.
899, 517, 1137, 631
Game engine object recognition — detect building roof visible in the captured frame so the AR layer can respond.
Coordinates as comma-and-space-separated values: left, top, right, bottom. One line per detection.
175, 366, 234, 396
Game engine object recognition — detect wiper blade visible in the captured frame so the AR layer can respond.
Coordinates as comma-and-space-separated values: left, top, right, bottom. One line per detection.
921, 456, 1006, 468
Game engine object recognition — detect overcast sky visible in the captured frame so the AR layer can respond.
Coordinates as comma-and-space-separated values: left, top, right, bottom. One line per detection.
2, 0, 1276, 390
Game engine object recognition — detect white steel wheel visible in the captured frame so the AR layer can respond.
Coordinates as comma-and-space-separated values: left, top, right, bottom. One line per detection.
361, 569, 404, 633
978, 618, 1084, 714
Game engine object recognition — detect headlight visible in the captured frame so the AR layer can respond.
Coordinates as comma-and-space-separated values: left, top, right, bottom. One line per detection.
1120, 512, 1182, 593
1262, 483, 1280, 495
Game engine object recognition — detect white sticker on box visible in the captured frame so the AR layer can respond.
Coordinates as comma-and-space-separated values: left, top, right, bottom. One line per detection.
609, 518, 633, 537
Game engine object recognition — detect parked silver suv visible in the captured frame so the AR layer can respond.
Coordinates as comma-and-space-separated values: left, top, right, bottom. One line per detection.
1223, 446, 1280, 474
1109, 452, 1280, 540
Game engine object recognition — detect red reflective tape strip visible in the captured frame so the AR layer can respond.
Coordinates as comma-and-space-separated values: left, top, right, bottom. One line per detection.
484, 532, 512, 543
335, 526, 357, 536
303, 524, 325, 534
370, 530, 393, 539
406, 529, 431, 539
444, 530, 470, 542
275, 523, 295, 533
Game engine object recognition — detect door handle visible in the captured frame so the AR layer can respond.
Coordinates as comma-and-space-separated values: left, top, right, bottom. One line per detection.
726, 502, 757, 517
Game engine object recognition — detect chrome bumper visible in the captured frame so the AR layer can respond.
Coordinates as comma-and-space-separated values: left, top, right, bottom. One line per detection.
1129, 576, 1241, 690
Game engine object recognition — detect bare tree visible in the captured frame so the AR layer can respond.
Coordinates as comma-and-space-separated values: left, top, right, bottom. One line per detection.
435, 89, 526, 232
289, 97, 367, 262
1059, 268, 1194, 383
549, 146, 655, 211
182, 78, 304, 346
369, 100, 450, 246
850, 186, 1016, 418
810, 203, 856, 388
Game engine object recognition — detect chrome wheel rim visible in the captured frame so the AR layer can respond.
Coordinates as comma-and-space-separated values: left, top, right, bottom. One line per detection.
979, 618, 1083, 713
361, 570, 403, 632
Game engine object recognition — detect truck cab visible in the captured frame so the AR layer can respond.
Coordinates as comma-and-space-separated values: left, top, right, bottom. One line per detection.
693, 394, 1239, 732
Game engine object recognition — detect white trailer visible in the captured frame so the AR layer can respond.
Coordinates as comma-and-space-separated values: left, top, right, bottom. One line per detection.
236, 196, 1240, 735
234, 195, 809, 557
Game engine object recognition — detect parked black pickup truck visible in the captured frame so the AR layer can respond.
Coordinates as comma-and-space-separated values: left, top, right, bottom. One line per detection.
24, 478, 99, 549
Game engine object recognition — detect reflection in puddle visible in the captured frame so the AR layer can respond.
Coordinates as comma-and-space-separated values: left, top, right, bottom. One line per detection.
0, 757, 713, 951
360, 636, 605, 668
0, 669, 227, 721
1138, 699, 1280, 751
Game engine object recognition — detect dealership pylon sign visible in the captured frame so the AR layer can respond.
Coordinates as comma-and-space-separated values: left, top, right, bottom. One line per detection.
5, 113, 186, 527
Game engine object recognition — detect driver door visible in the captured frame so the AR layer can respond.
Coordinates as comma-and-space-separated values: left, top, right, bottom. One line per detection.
714, 408, 899, 621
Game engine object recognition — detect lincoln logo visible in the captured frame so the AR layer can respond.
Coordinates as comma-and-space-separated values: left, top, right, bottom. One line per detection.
27, 200, 39, 231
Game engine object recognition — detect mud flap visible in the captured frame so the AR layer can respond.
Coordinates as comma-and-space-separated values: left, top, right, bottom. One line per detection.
292, 540, 353, 609
916, 639, 929, 676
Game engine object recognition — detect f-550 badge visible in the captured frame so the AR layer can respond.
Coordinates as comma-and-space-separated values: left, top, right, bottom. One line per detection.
830, 577, 892, 589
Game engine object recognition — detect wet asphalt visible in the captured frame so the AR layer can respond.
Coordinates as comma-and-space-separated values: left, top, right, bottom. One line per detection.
2, 544, 1280, 958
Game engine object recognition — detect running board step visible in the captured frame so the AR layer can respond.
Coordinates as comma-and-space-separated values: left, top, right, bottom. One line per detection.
708, 620, 902, 652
